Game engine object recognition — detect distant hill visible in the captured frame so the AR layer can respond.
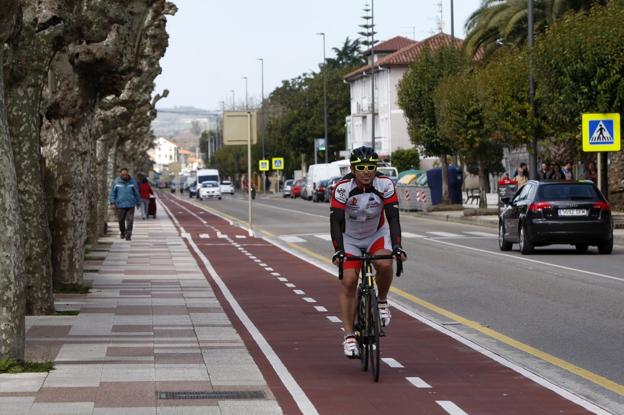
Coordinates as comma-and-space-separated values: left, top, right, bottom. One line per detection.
151, 106, 219, 141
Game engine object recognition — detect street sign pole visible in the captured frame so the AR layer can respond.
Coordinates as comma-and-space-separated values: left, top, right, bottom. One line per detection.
247, 112, 253, 236
598, 152, 608, 198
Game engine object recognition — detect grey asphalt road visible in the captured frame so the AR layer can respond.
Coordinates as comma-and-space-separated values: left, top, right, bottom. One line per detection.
181, 191, 624, 412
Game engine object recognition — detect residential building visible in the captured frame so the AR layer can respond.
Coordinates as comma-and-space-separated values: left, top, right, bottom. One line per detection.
148, 137, 178, 172
344, 33, 461, 158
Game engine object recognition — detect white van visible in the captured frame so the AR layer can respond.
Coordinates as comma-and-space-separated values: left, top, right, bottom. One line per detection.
304, 163, 341, 201
197, 169, 220, 185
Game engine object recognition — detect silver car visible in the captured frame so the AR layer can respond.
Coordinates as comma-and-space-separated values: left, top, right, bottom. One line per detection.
282, 179, 294, 198
220, 180, 234, 195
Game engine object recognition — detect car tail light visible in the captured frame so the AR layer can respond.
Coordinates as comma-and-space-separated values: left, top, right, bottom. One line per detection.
529, 201, 552, 212
593, 201, 611, 211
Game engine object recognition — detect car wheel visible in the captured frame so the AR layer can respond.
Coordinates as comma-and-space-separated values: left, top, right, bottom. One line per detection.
313, 194, 318, 203
218, 197, 222, 200
519, 224, 534, 255
598, 237, 613, 254
575, 243, 588, 253
498, 222, 512, 251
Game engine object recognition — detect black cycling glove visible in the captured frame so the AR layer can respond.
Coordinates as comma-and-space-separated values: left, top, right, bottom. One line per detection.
392, 245, 406, 259
332, 250, 346, 263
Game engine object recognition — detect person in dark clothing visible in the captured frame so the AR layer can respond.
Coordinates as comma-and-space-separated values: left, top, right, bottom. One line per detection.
538, 162, 553, 180
109, 168, 141, 241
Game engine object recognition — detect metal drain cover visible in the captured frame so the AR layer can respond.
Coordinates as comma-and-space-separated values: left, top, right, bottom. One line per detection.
157, 391, 266, 400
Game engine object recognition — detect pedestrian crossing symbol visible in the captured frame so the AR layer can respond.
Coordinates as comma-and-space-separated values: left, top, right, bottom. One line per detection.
582, 113, 620, 152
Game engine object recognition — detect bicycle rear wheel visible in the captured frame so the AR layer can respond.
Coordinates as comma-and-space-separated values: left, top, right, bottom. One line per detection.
368, 294, 381, 382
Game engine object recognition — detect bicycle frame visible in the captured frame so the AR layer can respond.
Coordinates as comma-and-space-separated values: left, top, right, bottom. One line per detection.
337, 250, 403, 381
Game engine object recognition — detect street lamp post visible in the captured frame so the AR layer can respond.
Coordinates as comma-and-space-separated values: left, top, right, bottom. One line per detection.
230, 90, 235, 110
257, 58, 265, 160
242, 76, 248, 111
317, 32, 329, 163
528, 0, 538, 180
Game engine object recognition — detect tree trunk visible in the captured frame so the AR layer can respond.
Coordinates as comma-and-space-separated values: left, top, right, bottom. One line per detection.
441, 155, 450, 204
478, 156, 488, 209
5, 19, 57, 314
45, 114, 94, 287
0, 49, 26, 361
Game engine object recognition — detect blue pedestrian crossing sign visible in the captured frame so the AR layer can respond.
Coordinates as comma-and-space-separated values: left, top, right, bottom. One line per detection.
259, 160, 269, 171
582, 113, 620, 152
272, 157, 284, 170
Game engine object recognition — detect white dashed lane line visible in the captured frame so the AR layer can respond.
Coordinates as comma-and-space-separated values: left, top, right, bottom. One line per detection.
326, 316, 342, 323
406, 377, 432, 388
285, 283, 295, 288
314, 306, 328, 312
381, 358, 404, 368
436, 401, 469, 415
271, 272, 280, 276
265, 267, 274, 271
293, 290, 305, 295
303, 297, 317, 303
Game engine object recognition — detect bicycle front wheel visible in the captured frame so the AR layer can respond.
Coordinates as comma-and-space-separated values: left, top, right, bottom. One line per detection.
357, 288, 369, 372
368, 294, 381, 382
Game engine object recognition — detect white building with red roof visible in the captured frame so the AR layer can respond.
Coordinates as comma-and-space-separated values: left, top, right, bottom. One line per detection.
344, 33, 462, 158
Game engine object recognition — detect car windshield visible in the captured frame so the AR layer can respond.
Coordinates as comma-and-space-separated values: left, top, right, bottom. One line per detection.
538, 183, 598, 200
221, 181, 231, 185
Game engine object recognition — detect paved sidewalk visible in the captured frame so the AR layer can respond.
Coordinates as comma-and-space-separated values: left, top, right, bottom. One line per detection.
0, 208, 282, 415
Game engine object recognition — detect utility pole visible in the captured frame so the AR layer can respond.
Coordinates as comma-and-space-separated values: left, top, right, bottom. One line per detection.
528, 0, 538, 180
317, 33, 329, 163
450, 0, 455, 39
230, 90, 235, 110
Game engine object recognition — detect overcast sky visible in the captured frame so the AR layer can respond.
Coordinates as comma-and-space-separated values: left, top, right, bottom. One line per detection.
154, 0, 482, 111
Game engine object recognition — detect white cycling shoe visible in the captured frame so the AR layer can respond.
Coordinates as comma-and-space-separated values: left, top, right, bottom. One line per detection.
378, 300, 391, 327
343, 335, 359, 359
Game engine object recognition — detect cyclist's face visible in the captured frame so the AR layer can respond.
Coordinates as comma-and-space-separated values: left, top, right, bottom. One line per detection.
351, 164, 376, 186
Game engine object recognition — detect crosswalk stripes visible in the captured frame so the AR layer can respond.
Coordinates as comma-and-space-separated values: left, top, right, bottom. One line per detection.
279, 235, 307, 243
463, 231, 497, 237
426, 231, 461, 238
276, 230, 497, 244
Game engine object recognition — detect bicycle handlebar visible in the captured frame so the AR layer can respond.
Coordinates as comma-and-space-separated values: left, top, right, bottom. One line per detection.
337, 254, 403, 280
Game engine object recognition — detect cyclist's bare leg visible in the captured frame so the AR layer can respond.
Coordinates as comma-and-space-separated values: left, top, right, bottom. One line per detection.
340, 267, 359, 334
373, 249, 393, 300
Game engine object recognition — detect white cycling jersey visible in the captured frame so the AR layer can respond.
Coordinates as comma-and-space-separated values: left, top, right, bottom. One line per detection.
330, 175, 398, 240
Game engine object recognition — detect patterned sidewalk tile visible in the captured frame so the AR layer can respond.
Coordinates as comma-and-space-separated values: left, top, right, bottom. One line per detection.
2, 204, 282, 414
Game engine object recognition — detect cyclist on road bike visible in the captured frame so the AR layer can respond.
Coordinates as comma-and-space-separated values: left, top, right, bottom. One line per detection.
330, 146, 407, 358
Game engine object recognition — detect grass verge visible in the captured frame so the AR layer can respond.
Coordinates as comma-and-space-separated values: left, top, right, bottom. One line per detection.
0, 359, 54, 374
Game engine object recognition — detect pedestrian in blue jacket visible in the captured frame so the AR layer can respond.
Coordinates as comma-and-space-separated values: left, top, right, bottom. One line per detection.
109, 168, 141, 241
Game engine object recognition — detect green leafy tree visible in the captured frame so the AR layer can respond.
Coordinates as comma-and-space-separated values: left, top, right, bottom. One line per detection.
397, 45, 469, 203
390, 148, 420, 172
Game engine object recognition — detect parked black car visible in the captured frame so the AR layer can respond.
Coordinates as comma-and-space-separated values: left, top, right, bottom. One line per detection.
498, 180, 613, 254
312, 179, 329, 203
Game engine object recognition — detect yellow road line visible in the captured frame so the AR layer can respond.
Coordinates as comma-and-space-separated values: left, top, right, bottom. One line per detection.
166, 193, 624, 396
390, 287, 624, 396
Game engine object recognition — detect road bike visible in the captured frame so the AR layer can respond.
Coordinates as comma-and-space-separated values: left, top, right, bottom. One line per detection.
339, 250, 403, 382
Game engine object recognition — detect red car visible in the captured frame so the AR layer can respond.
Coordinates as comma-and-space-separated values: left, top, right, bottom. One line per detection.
291, 179, 305, 198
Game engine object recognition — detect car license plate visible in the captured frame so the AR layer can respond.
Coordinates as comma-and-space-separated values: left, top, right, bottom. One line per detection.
559, 209, 588, 216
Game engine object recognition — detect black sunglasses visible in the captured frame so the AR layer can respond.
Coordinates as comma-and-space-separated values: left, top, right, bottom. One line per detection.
354, 164, 377, 171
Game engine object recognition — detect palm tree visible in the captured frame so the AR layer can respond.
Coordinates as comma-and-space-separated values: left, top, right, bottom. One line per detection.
464, 0, 611, 58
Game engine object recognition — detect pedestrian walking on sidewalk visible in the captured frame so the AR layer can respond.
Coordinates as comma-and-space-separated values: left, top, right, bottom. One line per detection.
138, 177, 154, 219
109, 168, 141, 241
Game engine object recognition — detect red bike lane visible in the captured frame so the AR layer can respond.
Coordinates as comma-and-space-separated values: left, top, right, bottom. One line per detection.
159, 194, 597, 415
